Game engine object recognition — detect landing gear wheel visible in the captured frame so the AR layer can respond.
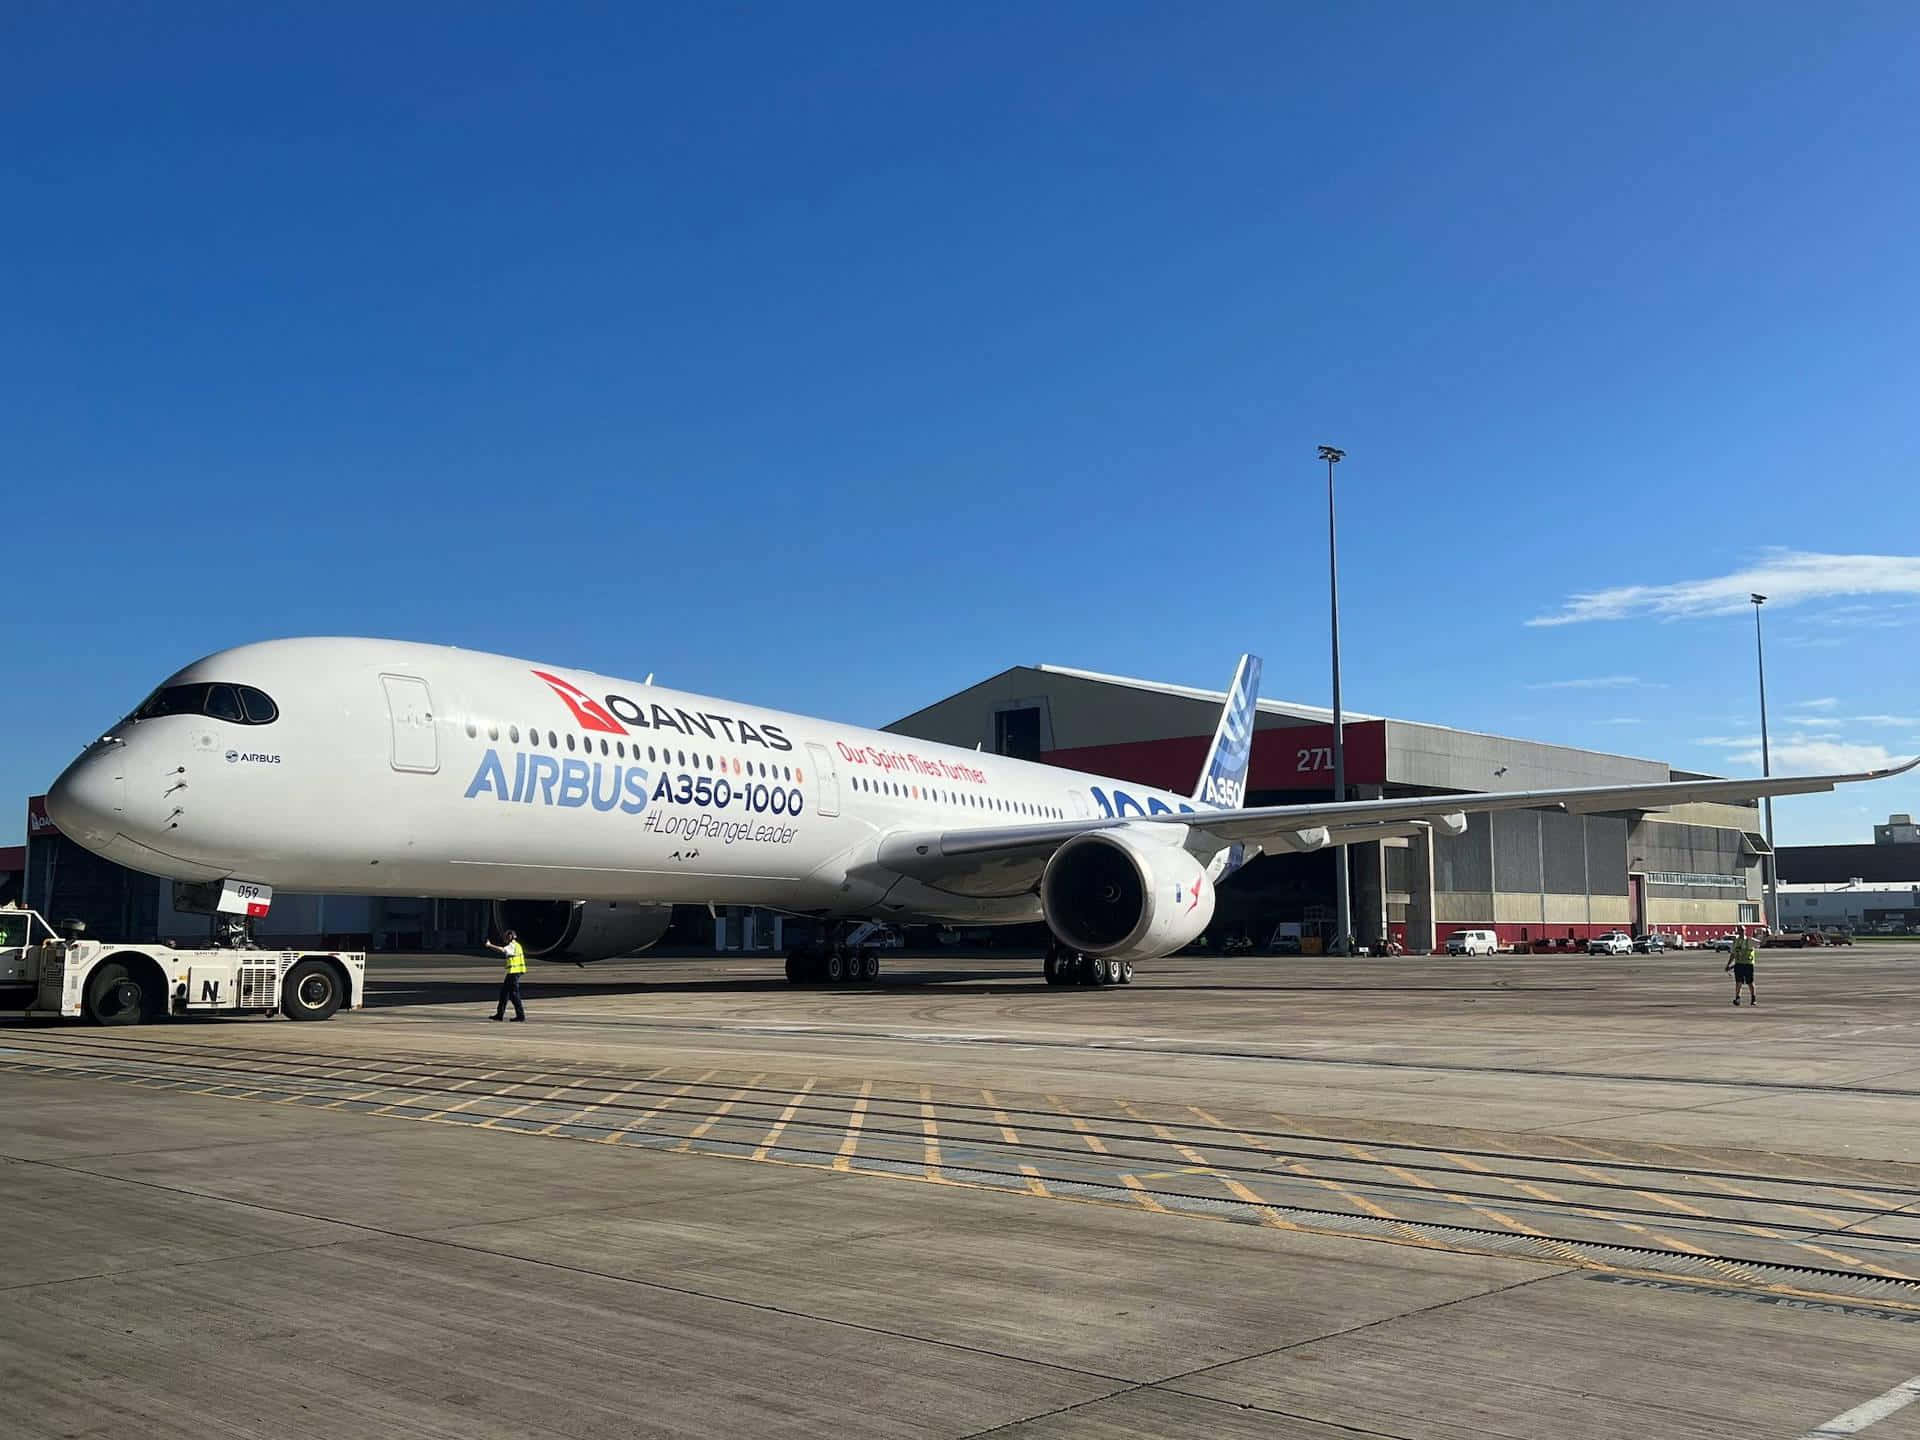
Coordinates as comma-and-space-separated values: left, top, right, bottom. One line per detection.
825, 950, 846, 983
1086, 956, 1106, 986
1043, 952, 1059, 985
1105, 958, 1123, 985
859, 950, 881, 982
1120, 960, 1134, 985
84, 961, 148, 1026
282, 959, 342, 1021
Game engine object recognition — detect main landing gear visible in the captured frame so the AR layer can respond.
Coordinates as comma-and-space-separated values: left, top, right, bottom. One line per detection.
1043, 943, 1133, 987
785, 927, 883, 986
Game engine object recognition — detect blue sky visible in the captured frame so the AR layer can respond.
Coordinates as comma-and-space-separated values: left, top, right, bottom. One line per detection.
4, 2, 1917, 845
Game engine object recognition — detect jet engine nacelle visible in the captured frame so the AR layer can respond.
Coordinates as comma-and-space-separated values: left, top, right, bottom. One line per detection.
1040, 827, 1216, 963
491, 899, 673, 962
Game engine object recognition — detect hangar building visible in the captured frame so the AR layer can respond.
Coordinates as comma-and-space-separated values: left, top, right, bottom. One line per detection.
890, 664, 1771, 951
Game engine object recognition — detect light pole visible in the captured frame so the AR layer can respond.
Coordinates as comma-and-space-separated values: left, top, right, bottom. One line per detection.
1320, 444, 1351, 954
1751, 593, 1777, 930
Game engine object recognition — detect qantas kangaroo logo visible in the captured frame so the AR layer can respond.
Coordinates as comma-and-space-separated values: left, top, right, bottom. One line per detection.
532, 671, 629, 735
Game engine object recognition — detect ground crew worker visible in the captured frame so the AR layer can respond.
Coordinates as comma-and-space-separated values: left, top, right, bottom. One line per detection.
1726, 930, 1757, 1007
487, 929, 527, 1021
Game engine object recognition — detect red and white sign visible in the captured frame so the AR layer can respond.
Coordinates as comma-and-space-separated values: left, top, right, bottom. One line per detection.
217, 879, 273, 917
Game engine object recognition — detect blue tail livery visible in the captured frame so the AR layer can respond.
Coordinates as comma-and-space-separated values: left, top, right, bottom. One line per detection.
1195, 653, 1261, 880
1194, 653, 1261, 809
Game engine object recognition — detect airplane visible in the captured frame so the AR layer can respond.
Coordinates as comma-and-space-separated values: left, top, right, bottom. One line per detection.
45, 637, 1918, 987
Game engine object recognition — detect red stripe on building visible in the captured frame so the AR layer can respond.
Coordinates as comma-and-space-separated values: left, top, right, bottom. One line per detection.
1043, 721, 1387, 792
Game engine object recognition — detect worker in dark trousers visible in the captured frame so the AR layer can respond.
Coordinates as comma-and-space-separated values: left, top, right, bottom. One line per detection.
487, 929, 527, 1021
1726, 930, 1757, 1007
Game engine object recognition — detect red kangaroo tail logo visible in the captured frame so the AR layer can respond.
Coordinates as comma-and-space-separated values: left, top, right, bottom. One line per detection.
532, 670, 628, 735
1184, 877, 1202, 913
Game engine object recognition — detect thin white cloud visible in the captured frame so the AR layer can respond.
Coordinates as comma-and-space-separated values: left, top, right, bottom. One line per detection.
1527, 551, 1920, 627
1600, 717, 1642, 725
1524, 675, 1657, 690
1726, 740, 1902, 773
1854, 714, 1918, 727
1789, 697, 1839, 711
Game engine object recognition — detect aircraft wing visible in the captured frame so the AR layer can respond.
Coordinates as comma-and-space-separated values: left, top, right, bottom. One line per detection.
873, 756, 1918, 893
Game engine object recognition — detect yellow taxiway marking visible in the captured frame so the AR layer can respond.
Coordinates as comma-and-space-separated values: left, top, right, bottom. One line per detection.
1442, 1150, 1711, 1256
674, 1072, 767, 1152
599, 1068, 718, 1144
1049, 1095, 1111, 1156
919, 1083, 950, 1183
831, 1079, 872, 1172
1343, 1143, 1548, 1238
1119, 1174, 1169, 1212
1199, 1108, 1408, 1225
981, 1088, 1049, 1195
750, 1078, 818, 1161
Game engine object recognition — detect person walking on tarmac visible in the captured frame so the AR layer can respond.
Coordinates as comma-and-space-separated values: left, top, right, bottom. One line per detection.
486, 929, 528, 1021
1726, 929, 1758, 1007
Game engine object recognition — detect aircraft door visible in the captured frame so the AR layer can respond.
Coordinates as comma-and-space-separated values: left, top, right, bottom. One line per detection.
380, 674, 439, 774
1068, 789, 1092, 819
805, 743, 839, 817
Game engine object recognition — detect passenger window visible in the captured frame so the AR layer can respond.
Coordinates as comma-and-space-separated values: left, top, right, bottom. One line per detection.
548, 731, 558, 749
566, 733, 576, 751
466, 720, 478, 739
489, 724, 500, 741
510, 726, 520, 744
204, 685, 244, 723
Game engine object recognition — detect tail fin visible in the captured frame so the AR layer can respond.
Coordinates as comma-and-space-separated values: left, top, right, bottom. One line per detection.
1194, 653, 1261, 809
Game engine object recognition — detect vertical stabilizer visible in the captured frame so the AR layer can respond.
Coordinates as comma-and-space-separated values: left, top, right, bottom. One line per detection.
1195, 654, 1261, 808
1196, 654, 1261, 882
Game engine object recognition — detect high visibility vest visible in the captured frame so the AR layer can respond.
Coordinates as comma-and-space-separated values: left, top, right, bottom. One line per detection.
504, 941, 527, 975
1733, 938, 1754, 964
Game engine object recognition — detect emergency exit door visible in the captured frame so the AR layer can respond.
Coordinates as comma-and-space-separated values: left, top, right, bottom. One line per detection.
805, 743, 839, 816
380, 674, 439, 774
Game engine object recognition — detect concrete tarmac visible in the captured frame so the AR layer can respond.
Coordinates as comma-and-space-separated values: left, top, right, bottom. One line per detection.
5, 945, 1920, 1438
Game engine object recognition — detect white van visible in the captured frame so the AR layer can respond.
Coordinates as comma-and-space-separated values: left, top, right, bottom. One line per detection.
1445, 929, 1498, 955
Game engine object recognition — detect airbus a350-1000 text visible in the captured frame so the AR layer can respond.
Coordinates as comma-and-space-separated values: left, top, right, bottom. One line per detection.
45, 639, 1917, 985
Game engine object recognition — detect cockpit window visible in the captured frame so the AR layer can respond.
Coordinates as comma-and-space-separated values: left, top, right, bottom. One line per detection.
131, 683, 279, 726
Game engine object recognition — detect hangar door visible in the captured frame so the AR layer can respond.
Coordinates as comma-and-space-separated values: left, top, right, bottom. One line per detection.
380, 674, 439, 774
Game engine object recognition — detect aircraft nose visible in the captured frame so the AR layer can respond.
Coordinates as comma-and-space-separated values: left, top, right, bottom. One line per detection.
46, 747, 125, 845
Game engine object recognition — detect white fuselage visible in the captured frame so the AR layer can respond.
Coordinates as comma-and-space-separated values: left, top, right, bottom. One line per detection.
48, 638, 1220, 925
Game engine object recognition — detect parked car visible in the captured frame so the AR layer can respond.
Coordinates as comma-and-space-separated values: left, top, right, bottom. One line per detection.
1445, 929, 1499, 956
1827, 930, 1855, 946
1587, 931, 1633, 955
1709, 935, 1735, 952
1631, 933, 1668, 953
